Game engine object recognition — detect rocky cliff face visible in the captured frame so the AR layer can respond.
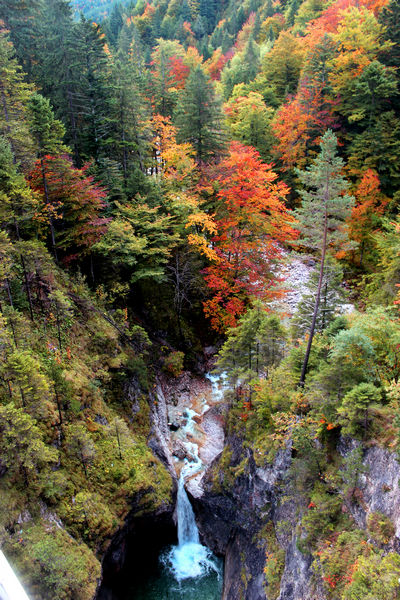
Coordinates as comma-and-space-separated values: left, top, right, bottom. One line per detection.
191, 433, 320, 600
97, 371, 400, 600
193, 432, 400, 600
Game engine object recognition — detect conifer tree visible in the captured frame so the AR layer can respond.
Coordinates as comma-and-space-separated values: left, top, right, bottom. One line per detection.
0, 402, 57, 484
216, 300, 286, 399
294, 130, 353, 386
105, 48, 150, 186
0, 27, 36, 169
292, 259, 347, 339
175, 66, 226, 162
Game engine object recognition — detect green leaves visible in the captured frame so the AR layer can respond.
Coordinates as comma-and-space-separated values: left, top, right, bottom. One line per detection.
175, 65, 226, 162
294, 129, 354, 253
0, 403, 57, 477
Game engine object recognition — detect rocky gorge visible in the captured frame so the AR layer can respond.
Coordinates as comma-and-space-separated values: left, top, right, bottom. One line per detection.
95, 361, 400, 600
96, 253, 400, 600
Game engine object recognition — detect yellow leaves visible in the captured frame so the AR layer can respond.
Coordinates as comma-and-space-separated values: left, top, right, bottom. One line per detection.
329, 6, 393, 95
187, 234, 219, 261
186, 212, 219, 260
186, 211, 217, 234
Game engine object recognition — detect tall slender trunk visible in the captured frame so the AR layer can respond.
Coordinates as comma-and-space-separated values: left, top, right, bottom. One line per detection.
299, 206, 328, 387
41, 159, 58, 263
13, 217, 34, 321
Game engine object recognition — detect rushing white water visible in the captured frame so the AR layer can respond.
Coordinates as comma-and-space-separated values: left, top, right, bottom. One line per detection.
0, 550, 30, 600
162, 471, 221, 583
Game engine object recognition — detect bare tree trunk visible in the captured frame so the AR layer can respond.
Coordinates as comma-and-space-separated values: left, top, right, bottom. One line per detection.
13, 218, 34, 321
299, 206, 328, 387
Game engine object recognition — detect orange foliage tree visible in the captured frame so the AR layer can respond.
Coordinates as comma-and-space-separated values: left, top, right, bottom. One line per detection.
200, 142, 296, 332
272, 81, 338, 171
346, 169, 388, 266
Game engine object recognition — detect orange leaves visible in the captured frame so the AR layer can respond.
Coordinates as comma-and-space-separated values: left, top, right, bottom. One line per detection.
346, 169, 389, 264
201, 142, 296, 331
168, 56, 190, 90
272, 83, 338, 171
205, 48, 230, 81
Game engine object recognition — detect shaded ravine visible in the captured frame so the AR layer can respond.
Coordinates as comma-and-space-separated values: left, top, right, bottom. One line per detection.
96, 371, 227, 600
129, 468, 223, 600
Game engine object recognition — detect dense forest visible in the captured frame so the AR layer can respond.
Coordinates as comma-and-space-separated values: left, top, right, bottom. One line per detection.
1, 0, 400, 598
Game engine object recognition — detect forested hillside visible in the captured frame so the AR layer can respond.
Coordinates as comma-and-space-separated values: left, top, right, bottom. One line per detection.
1, 0, 400, 598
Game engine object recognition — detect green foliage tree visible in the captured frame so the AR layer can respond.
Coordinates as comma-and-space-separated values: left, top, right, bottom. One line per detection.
292, 258, 347, 339
0, 402, 57, 483
293, 130, 354, 385
216, 301, 286, 399
9, 524, 101, 600
94, 200, 179, 283
337, 382, 382, 438
224, 90, 275, 159
175, 66, 226, 162
64, 423, 96, 479
105, 48, 150, 185
343, 550, 400, 600
0, 27, 36, 170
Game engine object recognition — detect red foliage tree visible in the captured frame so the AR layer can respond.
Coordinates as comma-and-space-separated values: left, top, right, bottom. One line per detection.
202, 142, 296, 332
272, 81, 338, 171
30, 156, 108, 261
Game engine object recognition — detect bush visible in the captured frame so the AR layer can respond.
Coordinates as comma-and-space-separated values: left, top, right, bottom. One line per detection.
367, 511, 395, 545
163, 350, 185, 377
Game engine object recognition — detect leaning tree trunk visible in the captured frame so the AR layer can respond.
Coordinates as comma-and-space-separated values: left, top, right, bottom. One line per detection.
299, 205, 328, 387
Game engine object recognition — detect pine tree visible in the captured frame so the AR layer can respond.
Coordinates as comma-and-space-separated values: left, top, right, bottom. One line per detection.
0, 27, 36, 170
0, 402, 57, 484
0, 0, 42, 79
294, 130, 353, 386
175, 66, 226, 163
292, 259, 347, 339
216, 300, 287, 399
105, 48, 150, 186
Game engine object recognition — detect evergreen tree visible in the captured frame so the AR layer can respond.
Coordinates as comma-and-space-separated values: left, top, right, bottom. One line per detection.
292, 259, 347, 339
0, 0, 42, 79
294, 130, 353, 386
337, 382, 381, 438
105, 48, 150, 186
175, 66, 226, 162
0, 28, 36, 170
106, 2, 125, 47
216, 300, 287, 399
0, 402, 57, 484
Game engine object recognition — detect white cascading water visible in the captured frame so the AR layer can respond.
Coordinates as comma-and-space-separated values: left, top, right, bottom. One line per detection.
163, 469, 220, 582
0, 550, 30, 600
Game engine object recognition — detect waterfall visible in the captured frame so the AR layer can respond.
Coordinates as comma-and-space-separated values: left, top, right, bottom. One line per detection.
0, 550, 30, 600
177, 473, 199, 546
162, 470, 220, 582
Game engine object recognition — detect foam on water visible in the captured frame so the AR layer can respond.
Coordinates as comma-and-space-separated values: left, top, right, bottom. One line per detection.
162, 542, 220, 582
162, 469, 221, 583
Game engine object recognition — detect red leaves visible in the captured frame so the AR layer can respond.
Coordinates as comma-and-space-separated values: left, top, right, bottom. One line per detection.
29, 155, 108, 259
201, 142, 296, 332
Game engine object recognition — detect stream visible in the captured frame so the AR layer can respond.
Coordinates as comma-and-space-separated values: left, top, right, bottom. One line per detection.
98, 371, 227, 600
131, 372, 226, 599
